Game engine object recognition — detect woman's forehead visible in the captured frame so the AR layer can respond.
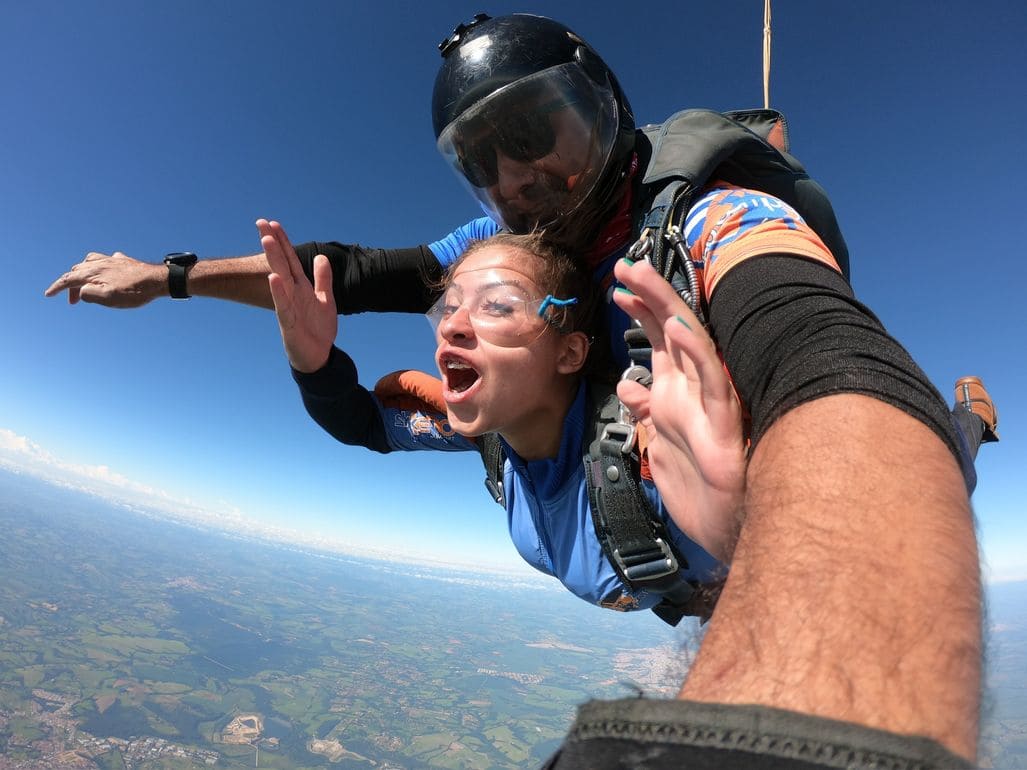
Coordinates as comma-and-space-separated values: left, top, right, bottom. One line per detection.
450, 246, 543, 290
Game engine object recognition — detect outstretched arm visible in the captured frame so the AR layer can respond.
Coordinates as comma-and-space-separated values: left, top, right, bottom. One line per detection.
620, 252, 983, 761
612, 259, 746, 563
44, 241, 445, 313
259, 218, 392, 453
44, 251, 276, 309
681, 392, 981, 762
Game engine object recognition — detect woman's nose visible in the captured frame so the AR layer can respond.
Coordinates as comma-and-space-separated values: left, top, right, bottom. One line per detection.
439, 304, 474, 341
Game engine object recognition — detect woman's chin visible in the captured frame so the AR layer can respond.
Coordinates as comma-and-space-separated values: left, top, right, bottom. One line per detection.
445, 408, 487, 439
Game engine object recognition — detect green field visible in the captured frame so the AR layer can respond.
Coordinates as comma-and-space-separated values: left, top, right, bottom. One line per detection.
0, 469, 685, 768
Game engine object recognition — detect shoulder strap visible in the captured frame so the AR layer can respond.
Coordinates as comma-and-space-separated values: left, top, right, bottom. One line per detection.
582, 381, 700, 625
474, 382, 713, 624
479, 432, 506, 506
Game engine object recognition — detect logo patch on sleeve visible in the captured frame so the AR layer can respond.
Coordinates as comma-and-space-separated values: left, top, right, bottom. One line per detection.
394, 411, 456, 439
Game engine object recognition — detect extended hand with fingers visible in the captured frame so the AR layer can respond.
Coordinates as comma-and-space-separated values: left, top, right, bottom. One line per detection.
259, 219, 337, 373
44, 252, 165, 308
613, 258, 746, 563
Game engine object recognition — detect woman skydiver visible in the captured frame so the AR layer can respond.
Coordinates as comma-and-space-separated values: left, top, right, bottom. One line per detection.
258, 219, 745, 616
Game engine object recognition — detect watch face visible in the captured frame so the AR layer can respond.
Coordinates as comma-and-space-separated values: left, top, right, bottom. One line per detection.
165, 252, 198, 267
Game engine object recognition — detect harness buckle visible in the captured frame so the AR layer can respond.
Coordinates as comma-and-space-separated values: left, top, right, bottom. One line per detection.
627, 229, 654, 262
612, 538, 679, 583
484, 476, 505, 506
620, 364, 653, 388
599, 420, 636, 456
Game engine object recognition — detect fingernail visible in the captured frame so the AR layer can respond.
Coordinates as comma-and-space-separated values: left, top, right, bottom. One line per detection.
615, 286, 635, 296
675, 315, 692, 330
621, 257, 636, 266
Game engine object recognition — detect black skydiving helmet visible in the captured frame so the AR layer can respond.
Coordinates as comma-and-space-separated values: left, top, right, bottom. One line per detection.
433, 16, 621, 234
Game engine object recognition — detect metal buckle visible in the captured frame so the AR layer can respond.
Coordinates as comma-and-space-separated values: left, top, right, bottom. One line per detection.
484, 477, 504, 505
599, 421, 636, 456
620, 364, 652, 388
612, 538, 679, 583
627, 228, 654, 261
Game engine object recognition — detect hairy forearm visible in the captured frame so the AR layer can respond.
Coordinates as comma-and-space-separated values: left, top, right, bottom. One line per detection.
189, 253, 274, 309
680, 395, 981, 760
46, 241, 439, 313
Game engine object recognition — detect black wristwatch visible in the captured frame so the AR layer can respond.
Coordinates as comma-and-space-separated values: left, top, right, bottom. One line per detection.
164, 252, 198, 299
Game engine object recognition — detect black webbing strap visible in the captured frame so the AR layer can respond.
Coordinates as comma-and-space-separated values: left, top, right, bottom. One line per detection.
477, 387, 703, 626
583, 384, 697, 624
640, 179, 695, 279
479, 432, 506, 506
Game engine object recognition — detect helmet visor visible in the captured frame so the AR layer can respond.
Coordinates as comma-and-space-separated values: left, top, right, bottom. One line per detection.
437, 62, 619, 233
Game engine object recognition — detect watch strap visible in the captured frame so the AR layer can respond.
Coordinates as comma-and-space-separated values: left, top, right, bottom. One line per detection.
168, 263, 190, 299
164, 252, 198, 299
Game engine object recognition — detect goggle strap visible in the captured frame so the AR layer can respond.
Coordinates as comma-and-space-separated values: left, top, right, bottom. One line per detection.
536, 295, 579, 325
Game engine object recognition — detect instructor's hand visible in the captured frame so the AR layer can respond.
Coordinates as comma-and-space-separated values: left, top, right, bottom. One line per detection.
259, 219, 337, 374
44, 252, 165, 308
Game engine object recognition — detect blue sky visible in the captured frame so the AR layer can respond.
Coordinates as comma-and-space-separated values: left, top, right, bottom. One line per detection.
3, 1, 1025, 580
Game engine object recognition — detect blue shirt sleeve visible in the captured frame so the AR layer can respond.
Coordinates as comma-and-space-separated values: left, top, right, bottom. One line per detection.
428, 217, 500, 266
377, 403, 478, 453
293, 346, 477, 455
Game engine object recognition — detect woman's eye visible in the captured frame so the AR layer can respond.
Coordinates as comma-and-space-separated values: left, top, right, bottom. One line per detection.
481, 299, 516, 317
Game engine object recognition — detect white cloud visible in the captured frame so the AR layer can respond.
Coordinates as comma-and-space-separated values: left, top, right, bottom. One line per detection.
0, 428, 54, 463
983, 563, 1027, 584
8, 426, 1016, 587
2, 427, 167, 500
0, 426, 544, 581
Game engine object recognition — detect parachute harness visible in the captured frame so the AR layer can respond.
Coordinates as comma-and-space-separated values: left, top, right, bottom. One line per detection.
576, 206, 718, 625
627, 225, 704, 321
611, 198, 709, 447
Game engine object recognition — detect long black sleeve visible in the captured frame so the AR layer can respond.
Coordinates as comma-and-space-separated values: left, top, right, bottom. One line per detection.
291, 346, 393, 454
293, 242, 444, 315
709, 255, 961, 462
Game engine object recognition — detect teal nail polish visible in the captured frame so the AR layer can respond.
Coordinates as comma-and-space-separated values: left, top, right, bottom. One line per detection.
675, 315, 692, 330
615, 286, 635, 296
621, 257, 636, 266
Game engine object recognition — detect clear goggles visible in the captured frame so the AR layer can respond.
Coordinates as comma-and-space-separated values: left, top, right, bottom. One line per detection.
436, 62, 619, 233
425, 268, 578, 348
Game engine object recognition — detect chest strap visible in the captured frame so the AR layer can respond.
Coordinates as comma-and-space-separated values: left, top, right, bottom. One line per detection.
480, 432, 505, 506
479, 384, 710, 625
582, 383, 701, 625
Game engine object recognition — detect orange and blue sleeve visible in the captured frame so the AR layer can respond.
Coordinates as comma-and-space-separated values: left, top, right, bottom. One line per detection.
293, 347, 476, 454
684, 184, 842, 297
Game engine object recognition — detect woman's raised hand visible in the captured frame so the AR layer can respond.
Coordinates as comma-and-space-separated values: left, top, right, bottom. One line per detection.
259, 219, 337, 373
613, 258, 747, 563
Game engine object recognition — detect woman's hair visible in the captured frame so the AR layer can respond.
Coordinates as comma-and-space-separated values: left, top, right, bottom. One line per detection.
443, 231, 615, 381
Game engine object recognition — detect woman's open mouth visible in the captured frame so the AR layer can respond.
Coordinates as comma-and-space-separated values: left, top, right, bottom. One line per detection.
440, 355, 482, 401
